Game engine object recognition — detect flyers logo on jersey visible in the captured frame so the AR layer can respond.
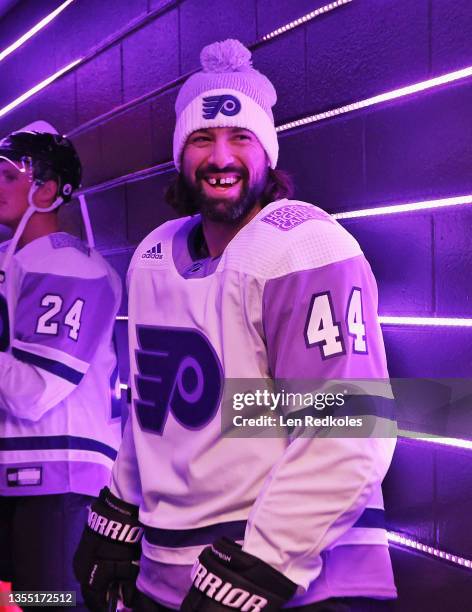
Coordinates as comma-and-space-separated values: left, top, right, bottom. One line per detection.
134, 326, 223, 435
87, 509, 143, 543
202, 95, 241, 119
141, 243, 163, 260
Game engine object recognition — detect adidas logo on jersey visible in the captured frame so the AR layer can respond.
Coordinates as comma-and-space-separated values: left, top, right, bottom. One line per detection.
87, 510, 143, 543
192, 561, 268, 611
142, 243, 163, 260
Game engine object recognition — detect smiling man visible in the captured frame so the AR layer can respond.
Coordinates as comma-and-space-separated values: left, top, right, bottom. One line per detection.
168, 123, 290, 262
75, 40, 397, 612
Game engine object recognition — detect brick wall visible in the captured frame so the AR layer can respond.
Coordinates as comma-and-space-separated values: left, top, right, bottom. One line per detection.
0, 1, 471, 608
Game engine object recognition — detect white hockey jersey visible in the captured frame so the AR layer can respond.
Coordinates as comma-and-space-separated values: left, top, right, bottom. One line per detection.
0, 232, 122, 497
112, 199, 397, 607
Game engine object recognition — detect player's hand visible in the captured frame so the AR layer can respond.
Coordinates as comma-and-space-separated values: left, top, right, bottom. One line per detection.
180, 538, 297, 611
73, 487, 143, 612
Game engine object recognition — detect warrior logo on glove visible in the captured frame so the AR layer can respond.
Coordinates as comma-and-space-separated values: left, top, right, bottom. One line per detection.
181, 538, 297, 612
192, 557, 269, 611
87, 506, 143, 543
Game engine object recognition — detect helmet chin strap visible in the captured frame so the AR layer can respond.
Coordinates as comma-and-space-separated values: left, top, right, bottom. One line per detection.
0, 183, 63, 283
78, 194, 95, 249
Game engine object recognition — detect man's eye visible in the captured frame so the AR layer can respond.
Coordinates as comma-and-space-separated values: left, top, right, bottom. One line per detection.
234, 134, 251, 141
191, 135, 211, 143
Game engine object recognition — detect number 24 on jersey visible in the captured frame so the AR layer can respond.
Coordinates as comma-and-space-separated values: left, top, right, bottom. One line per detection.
36, 294, 84, 341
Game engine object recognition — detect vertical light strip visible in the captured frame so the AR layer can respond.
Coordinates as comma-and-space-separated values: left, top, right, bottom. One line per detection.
261, 0, 352, 41
0, 0, 75, 63
388, 531, 472, 569
333, 195, 472, 219
0, 59, 81, 118
276, 65, 472, 132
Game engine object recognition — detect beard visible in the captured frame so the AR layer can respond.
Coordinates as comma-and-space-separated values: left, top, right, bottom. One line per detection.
181, 164, 269, 224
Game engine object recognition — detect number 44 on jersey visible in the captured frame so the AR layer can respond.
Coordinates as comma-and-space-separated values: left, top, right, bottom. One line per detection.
305, 288, 367, 358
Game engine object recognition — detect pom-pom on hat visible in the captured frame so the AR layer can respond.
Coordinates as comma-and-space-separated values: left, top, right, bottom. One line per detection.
173, 39, 278, 170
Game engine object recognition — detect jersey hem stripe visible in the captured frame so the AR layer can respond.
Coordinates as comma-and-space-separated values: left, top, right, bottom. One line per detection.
0, 435, 118, 460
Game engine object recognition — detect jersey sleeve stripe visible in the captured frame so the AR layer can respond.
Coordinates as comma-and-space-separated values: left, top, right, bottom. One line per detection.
0, 435, 118, 461
352, 508, 386, 529
288, 395, 396, 421
143, 507, 386, 549
12, 347, 84, 384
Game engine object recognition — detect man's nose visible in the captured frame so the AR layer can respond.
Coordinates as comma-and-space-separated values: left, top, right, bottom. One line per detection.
207, 139, 235, 168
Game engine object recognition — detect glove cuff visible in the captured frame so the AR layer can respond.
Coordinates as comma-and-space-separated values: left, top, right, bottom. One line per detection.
183, 538, 298, 611
86, 487, 143, 546
211, 538, 297, 601
99, 487, 140, 520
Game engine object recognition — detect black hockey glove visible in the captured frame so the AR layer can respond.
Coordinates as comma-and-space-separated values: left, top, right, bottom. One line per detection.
73, 487, 143, 612
181, 538, 298, 612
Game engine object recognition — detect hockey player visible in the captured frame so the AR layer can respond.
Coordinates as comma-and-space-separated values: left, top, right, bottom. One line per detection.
0, 130, 122, 610
74, 40, 397, 611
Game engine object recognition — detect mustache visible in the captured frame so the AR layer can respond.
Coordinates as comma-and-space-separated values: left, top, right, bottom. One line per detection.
195, 165, 248, 180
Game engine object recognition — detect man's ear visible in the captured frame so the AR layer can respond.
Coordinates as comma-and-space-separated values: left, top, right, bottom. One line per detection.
34, 180, 59, 208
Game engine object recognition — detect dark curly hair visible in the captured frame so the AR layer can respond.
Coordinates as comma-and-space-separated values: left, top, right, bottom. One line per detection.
165, 168, 294, 217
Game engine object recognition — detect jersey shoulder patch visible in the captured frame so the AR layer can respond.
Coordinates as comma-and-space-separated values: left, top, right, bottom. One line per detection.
16, 234, 111, 281
259, 200, 331, 232
224, 200, 362, 279
49, 233, 89, 255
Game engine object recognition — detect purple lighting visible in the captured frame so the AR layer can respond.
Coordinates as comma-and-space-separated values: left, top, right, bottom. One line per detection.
398, 430, 472, 451
276, 65, 472, 132
117, 315, 472, 328
333, 195, 472, 219
0, 0, 75, 64
261, 0, 352, 41
388, 531, 472, 570
0, 60, 81, 118
379, 316, 472, 328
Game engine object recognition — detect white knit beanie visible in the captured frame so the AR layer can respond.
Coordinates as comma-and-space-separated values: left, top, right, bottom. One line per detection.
173, 39, 278, 171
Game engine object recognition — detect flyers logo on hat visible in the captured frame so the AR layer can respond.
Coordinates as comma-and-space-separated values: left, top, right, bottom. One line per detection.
202, 95, 241, 119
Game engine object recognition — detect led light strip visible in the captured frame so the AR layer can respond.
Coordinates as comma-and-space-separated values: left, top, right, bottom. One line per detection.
276, 64, 472, 133
398, 430, 472, 451
116, 314, 472, 328
261, 0, 352, 41
1, 14, 470, 132
0, 59, 81, 118
0, 1, 350, 125
0, 0, 75, 64
379, 316, 472, 328
388, 531, 472, 569
333, 194, 472, 219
